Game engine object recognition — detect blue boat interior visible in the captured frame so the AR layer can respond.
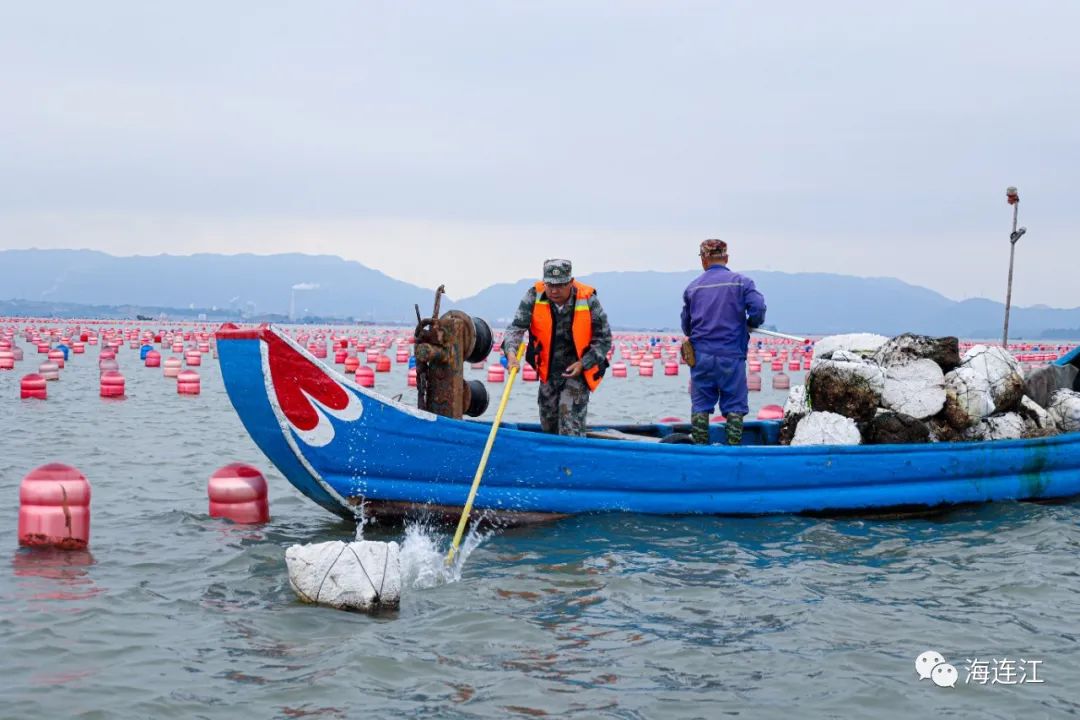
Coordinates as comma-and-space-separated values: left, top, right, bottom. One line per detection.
498, 420, 781, 446
488, 344, 1080, 448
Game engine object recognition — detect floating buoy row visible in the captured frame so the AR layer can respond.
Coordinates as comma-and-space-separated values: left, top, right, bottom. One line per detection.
16, 462, 271, 550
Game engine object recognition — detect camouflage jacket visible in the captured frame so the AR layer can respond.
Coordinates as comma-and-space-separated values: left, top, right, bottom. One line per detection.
502, 285, 612, 380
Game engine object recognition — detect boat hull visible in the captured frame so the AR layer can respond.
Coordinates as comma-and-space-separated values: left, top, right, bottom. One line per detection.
216, 324, 1080, 520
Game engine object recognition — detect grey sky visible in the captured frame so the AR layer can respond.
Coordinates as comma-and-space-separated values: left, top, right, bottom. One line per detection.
2, 1, 1078, 304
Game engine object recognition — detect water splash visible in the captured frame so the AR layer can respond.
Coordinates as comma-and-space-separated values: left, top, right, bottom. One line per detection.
399, 520, 493, 589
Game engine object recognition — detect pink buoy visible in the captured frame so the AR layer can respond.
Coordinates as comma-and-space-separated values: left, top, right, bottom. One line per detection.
522, 364, 538, 382
407, 367, 417, 387
208, 463, 269, 524
184, 350, 202, 367
100, 350, 115, 361
145, 350, 161, 367
39, 361, 60, 381
18, 463, 91, 549
396, 351, 409, 364
177, 369, 201, 394
664, 361, 678, 376
658, 416, 683, 423
334, 349, 348, 364
99, 370, 126, 398
72, 342, 85, 354
12, 346, 24, 361
487, 365, 505, 383
757, 404, 784, 420
0, 350, 14, 370
772, 372, 791, 390
375, 355, 391, 373
47, 349, 65, 369
612, 362, 627, 378
344, 356, 360, 373
163, 357, 182, 378
748, 373, 762, 391
356, 366, 375, 388
172, 342, 184, 353
21, 373, 47, 399
639, 361, 654, 377
711, 415, 726, 423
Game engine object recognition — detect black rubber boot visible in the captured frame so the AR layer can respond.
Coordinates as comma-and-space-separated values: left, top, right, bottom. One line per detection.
725, 413, 745, 446
691, 412, 710, 445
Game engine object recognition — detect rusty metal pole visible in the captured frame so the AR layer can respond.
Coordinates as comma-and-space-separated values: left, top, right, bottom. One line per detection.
1002, 187, 1024, 348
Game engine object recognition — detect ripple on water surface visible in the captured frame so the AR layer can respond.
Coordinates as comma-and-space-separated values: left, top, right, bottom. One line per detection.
1, 342, 1079, 718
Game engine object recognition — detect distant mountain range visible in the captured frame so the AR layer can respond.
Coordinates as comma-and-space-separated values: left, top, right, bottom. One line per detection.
1, 248, 1078, 338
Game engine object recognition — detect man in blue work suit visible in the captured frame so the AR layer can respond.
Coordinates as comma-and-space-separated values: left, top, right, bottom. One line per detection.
681, 239, 767, 445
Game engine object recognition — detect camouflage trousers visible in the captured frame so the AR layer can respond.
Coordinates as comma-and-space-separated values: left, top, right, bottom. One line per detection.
538, 377, 590, 437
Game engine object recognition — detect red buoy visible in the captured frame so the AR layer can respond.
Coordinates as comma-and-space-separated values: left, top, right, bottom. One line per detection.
356, 366, 375, 388
100, 370, 126, 398
18, 463, 91, 549
145, 350, 161, 367
344, 356, 360, 373
487, 365, 505, 383
612, 362, 627, 378
639, 361, 654, 377
21, 373, 47, 399
47, 349, 65, 369
407, 368, 417, 387
208, 464, 269, 524
375, 355, 391, 373
177, 369, 201, 394
772, 372, 791, 390
0, 350, 14, 370
163, 357, 182, 378
664, 361, 678, 376
522, 364, 538, 382
184, 350, 202, 367
757, 404, 784, 420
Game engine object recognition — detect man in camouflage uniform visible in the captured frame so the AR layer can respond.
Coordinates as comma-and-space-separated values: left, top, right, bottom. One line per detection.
503, 259, 613, 437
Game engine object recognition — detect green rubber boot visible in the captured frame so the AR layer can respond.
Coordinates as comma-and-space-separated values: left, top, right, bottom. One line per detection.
725, 413, 745, 446
691, 412, 711, 445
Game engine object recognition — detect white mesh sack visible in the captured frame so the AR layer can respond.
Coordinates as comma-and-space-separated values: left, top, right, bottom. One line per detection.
286, 540, 402, 611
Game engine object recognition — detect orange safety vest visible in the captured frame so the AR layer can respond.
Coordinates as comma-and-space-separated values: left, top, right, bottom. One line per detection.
528, 280, 604, 391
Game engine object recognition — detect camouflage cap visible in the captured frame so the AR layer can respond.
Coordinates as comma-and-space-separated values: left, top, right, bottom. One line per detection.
543, 258, 573, 285
699, 239, 728, 257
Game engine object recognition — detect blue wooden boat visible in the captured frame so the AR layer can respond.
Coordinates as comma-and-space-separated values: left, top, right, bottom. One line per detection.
215, 324, 1080, 522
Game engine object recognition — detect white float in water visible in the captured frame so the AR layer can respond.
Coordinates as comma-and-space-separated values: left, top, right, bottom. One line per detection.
286, 540, 402, 611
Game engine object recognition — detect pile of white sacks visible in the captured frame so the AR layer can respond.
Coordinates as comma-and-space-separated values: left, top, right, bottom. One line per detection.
780, 333, 1080, 446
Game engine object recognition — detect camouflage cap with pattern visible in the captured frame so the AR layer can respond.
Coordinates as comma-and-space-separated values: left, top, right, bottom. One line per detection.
543, 258, 573, 285
699, 239, 728, 257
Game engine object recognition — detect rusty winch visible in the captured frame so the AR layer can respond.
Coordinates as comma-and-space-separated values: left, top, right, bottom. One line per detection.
413, 286, 492, 419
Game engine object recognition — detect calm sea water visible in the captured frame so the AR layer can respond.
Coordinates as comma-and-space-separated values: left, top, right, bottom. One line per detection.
1, 334, 1079, 719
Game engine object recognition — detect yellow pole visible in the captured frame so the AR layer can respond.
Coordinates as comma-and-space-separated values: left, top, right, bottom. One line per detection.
446, 341, 527, 565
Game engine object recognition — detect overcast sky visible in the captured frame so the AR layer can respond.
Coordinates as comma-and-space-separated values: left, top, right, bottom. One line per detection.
2, 1, 1078, 305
